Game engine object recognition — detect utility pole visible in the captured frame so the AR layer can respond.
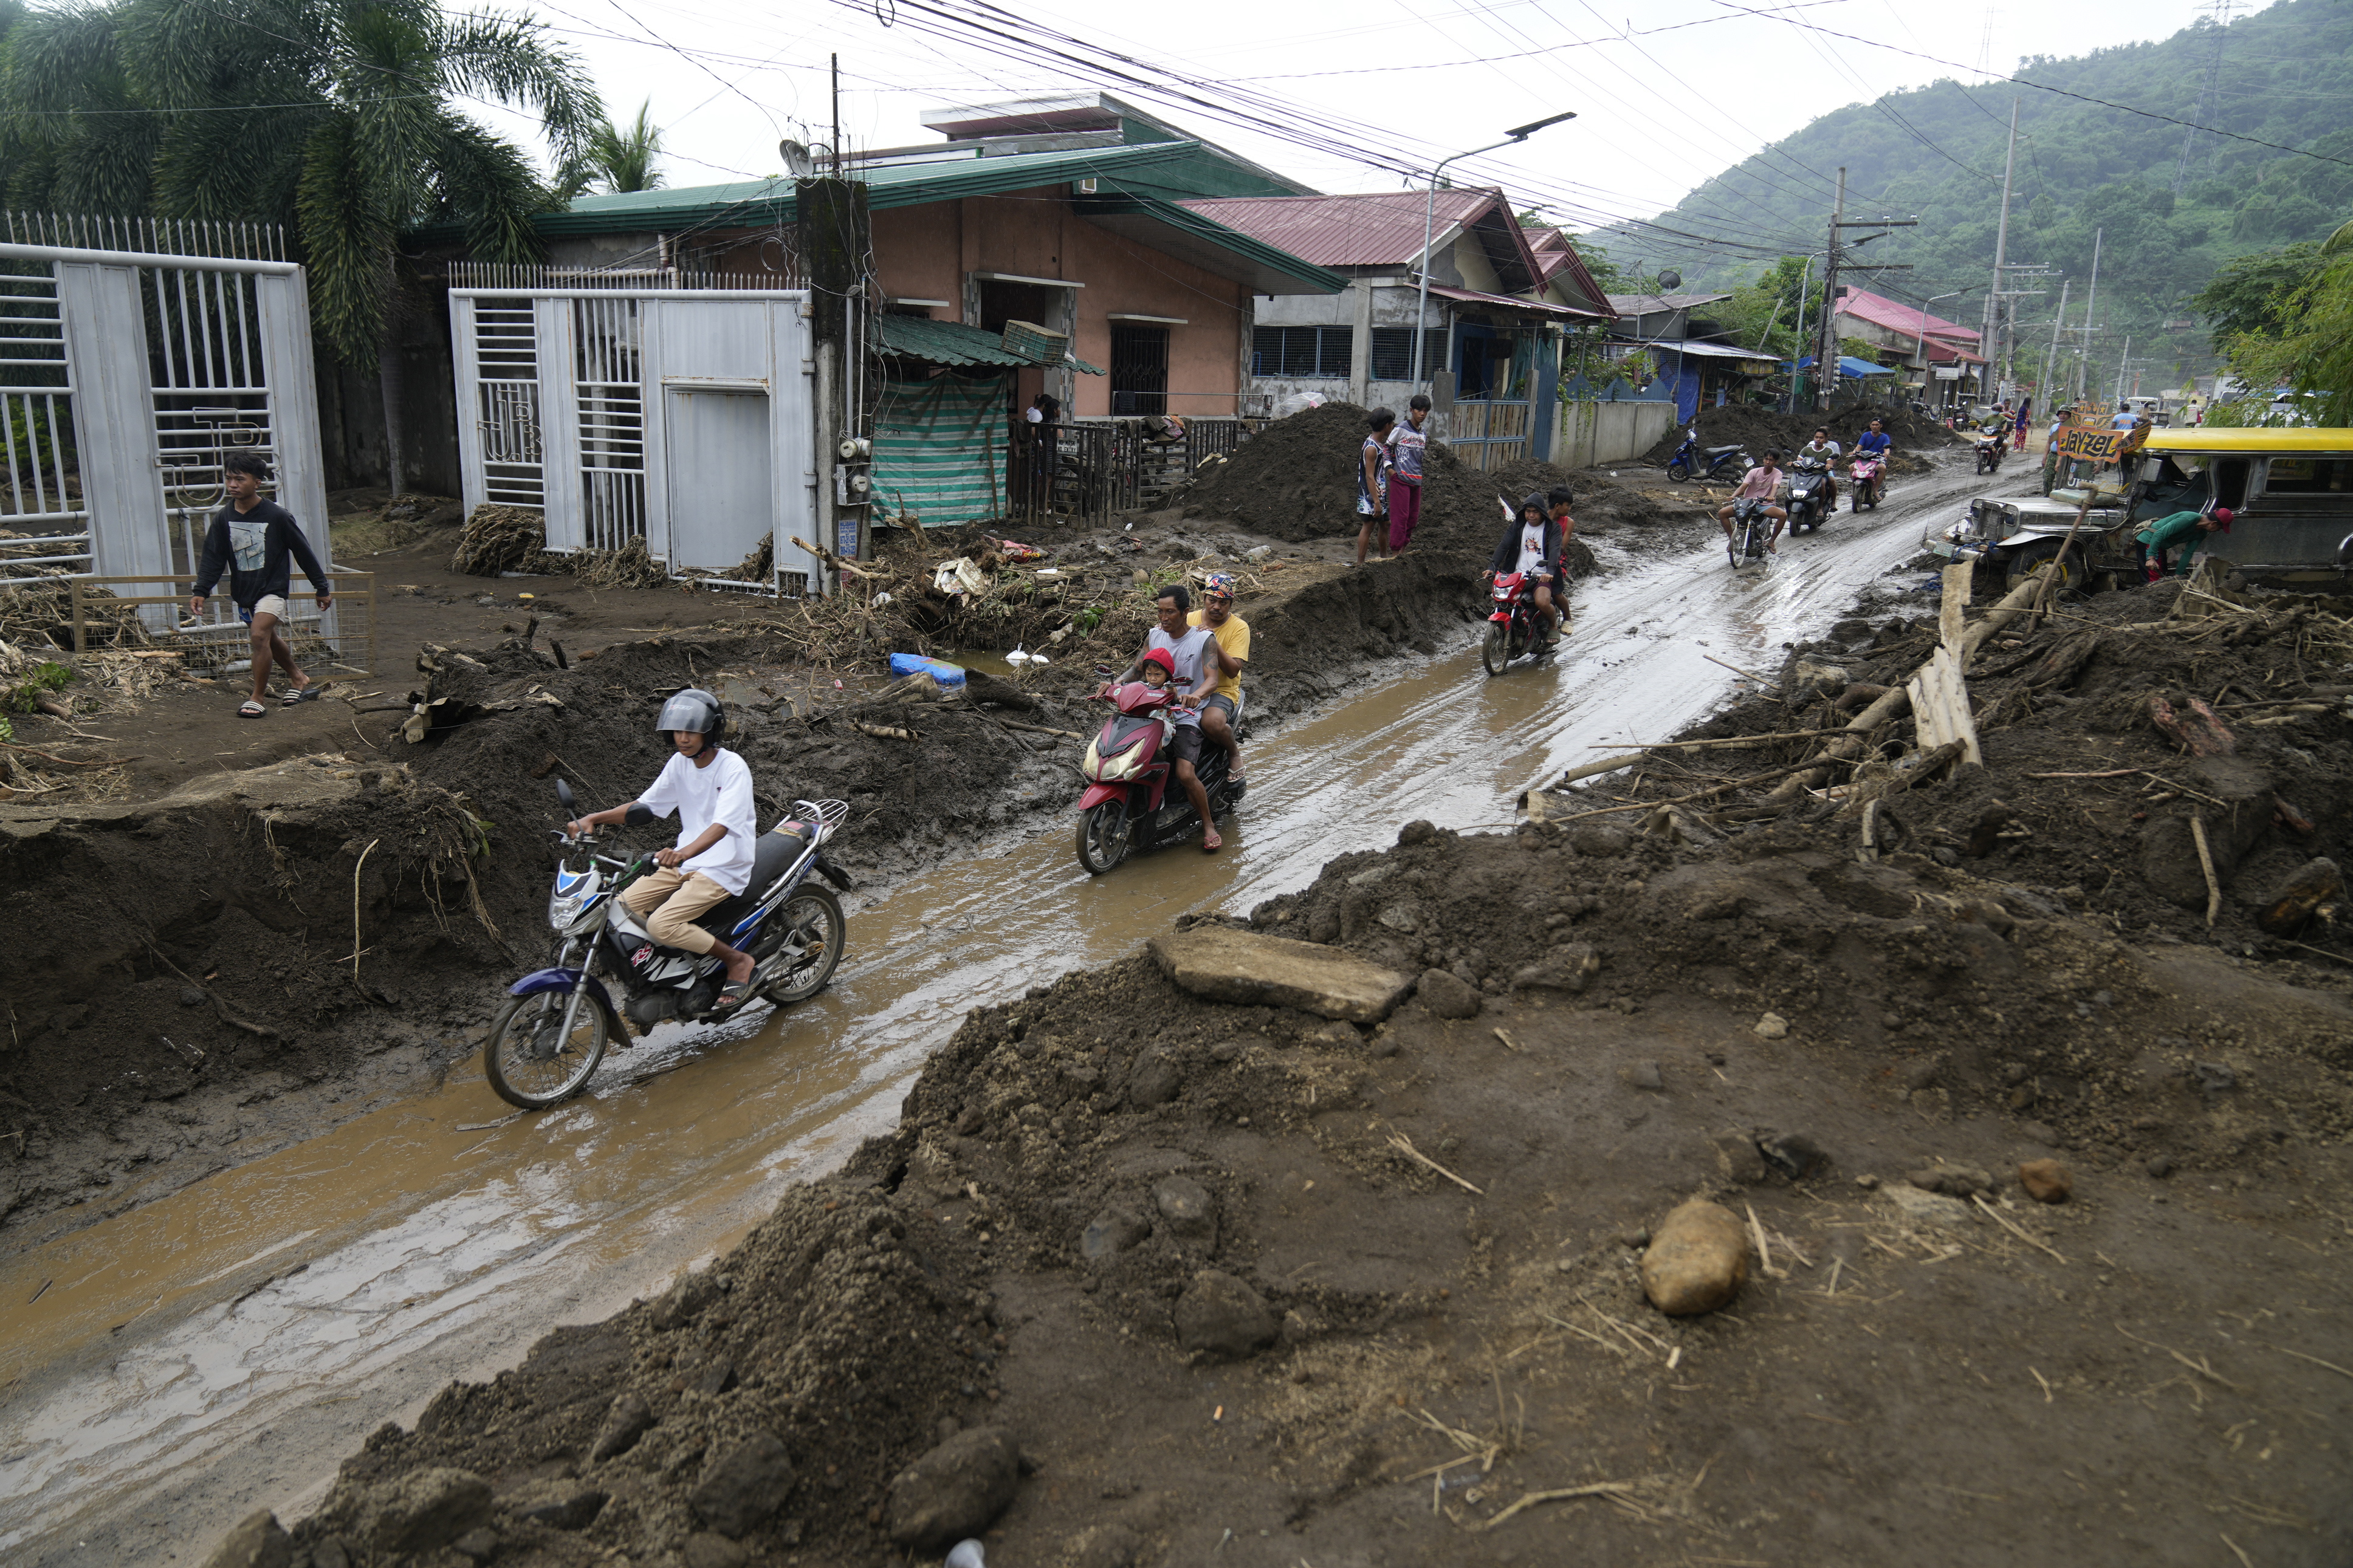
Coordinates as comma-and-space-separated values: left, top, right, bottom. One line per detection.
2077, 227, 2101, 406
1815, 168, 1844, 413
2173, 0, 2248, 194
1787, 254, 1812, 415
2041, 277, 2070, 409
1985, 97, 2019, 399
2114, 335, 2132, 407
830, 52, 842, 176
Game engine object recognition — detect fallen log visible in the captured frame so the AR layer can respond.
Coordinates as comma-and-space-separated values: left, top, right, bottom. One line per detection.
2147, 695, 2236, 757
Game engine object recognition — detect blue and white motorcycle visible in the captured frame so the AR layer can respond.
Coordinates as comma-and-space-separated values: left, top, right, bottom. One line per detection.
481, 778, 853, 1109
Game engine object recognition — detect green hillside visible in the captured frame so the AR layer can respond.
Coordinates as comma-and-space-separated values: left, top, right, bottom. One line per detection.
1585, 0, 2353, 399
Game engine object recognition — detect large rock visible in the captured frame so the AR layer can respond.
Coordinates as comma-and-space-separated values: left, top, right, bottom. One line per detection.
1416, 968, 1482, 1019
201, 1510, 292, 1568
351, 1468, 492, 1556
1080, 1205, 1151, 1260
1173, 1269, 1277, 1358
2259, 857, 2341, 936
1147, 926, 1413, 1024
886, 1427, 1022, 1550
1511, 942, 1599, 994
690, 1433, 794, 1539
1153, 1176, 1216, 1239
1640, 1200, 1749, 1316
506, 1480, 610, 1530
2139, 756, 2273, 909
589, 1389, 657, 1461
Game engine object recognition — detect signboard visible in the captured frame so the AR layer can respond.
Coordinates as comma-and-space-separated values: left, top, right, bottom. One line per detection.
2051, 422, 2143, 464
1933, 367, 1961, 380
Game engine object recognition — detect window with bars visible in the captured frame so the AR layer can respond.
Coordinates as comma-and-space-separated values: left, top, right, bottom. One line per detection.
1370, 328, 1449, 383
1251, 325, 1352, 379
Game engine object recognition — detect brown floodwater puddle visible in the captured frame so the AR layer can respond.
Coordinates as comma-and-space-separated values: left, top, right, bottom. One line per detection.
0, 485, 1971, 1556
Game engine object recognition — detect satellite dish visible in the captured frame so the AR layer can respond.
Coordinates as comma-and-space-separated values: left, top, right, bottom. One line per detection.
779, 139, 814, 179
1656, 268, 1683, 290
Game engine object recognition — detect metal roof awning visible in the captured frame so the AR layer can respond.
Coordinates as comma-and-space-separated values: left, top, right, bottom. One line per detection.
871, 314, 1105, 374
1426, 284, 1608, 321
1640, 337, 1767, 360
1075, 194, 1347, 295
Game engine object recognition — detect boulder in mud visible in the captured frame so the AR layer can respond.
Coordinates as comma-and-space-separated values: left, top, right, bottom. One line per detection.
1174, 1269, 1278, 1358
349, 1467, 492, 1555
1417, 967, 1482, 1018
1153, 1176, 1216, 1239
886, 1426, 1022, 1550
507, 1480, 610, 1530
1147, 926, 1414, 1024
1126, 1042, 1184, 1108
201, 1509, 291, 1568
1081, 1205, 1151, 1259
1511, 942, 1599, 994
690, 1432, 794, 1539
2258, 857, 2341, 936
2139, 756, 2273, 908
2018, 1159, 2072, 1203
589, 1389, 656, 1460
1568, 824, 1630, 857
1641, 1200, 1749, 1316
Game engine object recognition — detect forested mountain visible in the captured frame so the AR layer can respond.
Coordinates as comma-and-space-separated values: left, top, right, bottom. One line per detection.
1583, 0, 2353, 398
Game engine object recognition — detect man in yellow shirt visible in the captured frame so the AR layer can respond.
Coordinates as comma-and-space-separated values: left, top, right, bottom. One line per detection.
1188, 572, 1250, 783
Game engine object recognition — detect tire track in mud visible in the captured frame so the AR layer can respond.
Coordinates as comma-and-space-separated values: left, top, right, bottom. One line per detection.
0, 459, 1985, 1564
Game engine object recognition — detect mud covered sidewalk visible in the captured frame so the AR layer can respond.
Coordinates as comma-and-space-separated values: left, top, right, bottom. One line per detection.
214, 575, 2353, 1567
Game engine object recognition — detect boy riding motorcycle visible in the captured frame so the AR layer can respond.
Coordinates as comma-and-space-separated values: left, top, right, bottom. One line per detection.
1488, 491, 1565, 641
563, 689, 761, 1008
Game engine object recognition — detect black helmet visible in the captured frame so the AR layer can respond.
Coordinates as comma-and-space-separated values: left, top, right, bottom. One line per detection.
656, 687, 726, 751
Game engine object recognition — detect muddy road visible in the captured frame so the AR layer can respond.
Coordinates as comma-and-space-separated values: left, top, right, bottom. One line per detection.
0, 461, 1980, 1563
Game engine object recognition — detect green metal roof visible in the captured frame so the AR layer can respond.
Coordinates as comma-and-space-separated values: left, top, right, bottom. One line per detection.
871, 314, 1105, 374
533, 142, 1197, 238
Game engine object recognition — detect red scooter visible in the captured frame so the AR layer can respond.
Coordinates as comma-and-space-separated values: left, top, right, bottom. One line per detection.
1849, 453, 1889, 510
1480, 570, 1561, 675
1074, 674, 1242, 874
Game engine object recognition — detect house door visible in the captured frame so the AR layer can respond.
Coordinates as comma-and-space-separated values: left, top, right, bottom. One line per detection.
1110, 324, 1169, 416
663, 386, 771, 573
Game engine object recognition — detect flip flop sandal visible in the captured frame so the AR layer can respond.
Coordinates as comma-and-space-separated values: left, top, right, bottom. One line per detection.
713, 979, 758, 1010
281, 683, 322, 706
1202, 830, 1223, 854
238, 700, 267, 719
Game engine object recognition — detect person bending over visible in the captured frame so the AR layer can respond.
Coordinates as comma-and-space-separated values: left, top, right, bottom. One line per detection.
566, 690, 761, 1008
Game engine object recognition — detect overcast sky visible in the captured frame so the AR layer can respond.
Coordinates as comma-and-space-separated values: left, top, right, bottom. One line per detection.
469, 0, 2229, 266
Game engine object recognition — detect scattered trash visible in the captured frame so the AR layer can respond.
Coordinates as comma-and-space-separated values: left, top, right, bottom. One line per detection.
889, 652, 967, 688
994, 538, 1045, 561
933, 557, 991, 600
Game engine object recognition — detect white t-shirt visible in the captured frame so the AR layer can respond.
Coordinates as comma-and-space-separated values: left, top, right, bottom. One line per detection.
1147, 625, 1215, 728
637, 747, 758, 894
1516, 521, 1548, 574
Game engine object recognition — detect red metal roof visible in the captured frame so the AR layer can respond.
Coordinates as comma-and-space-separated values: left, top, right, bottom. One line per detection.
1835, 286, 1980, 346
1179, 189, 1507, 270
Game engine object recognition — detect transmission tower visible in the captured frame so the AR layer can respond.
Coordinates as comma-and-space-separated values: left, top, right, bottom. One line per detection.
2173, 0, 2250, 194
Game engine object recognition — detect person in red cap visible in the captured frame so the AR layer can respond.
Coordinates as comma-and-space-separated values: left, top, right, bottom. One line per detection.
1137, 646, 1178, 688
2133, 504, 2233, 580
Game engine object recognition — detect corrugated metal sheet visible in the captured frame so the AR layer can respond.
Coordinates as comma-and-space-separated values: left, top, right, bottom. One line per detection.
1835, 286, 1979, 345
872, 375, 1010, 526
871, 314, 1105, 374
1178, 190, 1502, 268
1427, 284, 1608, 322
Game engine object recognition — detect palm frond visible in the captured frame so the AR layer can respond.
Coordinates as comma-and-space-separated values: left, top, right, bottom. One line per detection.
425, 109, 548, 264
589, 98, 662, 193
297, 112, 392, 364
434, 9, 600, 160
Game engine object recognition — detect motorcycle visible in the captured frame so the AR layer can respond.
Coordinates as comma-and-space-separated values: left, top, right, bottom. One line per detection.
1785, 460, 1835, 533
1849, 453, 1889, 511
481, 778, 854, 1109
1727, 498, 1774, 569
1074, 674, 1243, 874
1664, 427, 1751, 484
1972, 430, 2008, 475
1481, 569, 1560, 675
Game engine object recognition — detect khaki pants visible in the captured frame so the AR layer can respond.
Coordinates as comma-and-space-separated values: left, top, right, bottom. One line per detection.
620, 868, 730, 954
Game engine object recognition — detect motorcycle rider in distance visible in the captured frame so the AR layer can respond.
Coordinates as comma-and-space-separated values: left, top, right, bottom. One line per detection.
1795, 426, 1841, 513
1113, 584, 1232, 852
1717, 450, 1788, 553
1853, 417, 1894, 501
563, 689, 761, 1008
1488, 491, 1565, 643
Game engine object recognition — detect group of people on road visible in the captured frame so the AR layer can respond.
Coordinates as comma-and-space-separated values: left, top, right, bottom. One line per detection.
1355, 397, 1432, 567
1105, 575, 1251, 853
1711, 418, 1892, 553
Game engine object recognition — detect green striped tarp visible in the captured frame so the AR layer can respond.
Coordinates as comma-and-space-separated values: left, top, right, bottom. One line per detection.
871, 373, 1012, 527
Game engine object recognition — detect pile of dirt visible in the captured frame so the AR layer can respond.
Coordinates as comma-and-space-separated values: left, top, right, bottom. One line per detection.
250, 781, 2353, 1567
1639, 400, 1963, 473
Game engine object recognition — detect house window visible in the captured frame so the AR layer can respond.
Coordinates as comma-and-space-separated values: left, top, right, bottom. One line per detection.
1251, 325, 1350, 378
1110, 324, 1170, 416
1369, 328, 1448, 383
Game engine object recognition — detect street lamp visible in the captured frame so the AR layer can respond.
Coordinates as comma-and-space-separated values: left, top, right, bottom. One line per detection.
1410, 111, 1578, 386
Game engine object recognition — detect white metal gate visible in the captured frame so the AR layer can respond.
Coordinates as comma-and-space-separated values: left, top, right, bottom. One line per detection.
452, 283, 819, 594
0, 213, 335, 648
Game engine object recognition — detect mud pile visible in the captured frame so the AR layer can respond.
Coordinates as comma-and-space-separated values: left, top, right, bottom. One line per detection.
253, 790, 2353, 1567
1639, 400, 1962, 471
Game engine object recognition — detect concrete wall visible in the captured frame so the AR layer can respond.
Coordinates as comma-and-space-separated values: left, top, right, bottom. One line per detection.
1549, 398, 1680, 470
868, 187, 1251, 417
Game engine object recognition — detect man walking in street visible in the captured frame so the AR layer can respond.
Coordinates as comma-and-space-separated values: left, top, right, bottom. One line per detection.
188, 452, 332, 719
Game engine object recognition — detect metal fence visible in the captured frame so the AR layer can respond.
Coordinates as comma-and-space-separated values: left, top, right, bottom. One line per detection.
1003, 416, 1262, 525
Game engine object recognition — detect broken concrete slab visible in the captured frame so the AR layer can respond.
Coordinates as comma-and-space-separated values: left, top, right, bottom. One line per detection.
1147, 926, 1415, 1024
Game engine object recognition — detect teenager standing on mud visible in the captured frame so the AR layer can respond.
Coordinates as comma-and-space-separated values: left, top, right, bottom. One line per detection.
188, 451, 331, 718
1353, 408, 1395, 567
1386, 394, 1431, 554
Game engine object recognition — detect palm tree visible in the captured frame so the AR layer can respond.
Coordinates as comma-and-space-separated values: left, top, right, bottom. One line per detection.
568, 98, 665, 197
1, 0, 599, 491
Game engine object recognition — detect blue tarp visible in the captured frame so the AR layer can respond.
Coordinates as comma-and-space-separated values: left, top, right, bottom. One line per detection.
1788, 355, 1898, 378
888, 653, 966, 688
